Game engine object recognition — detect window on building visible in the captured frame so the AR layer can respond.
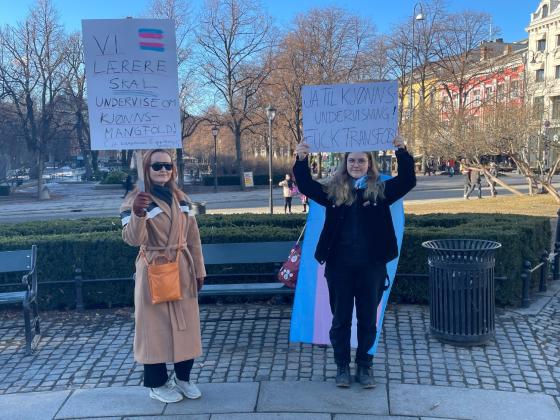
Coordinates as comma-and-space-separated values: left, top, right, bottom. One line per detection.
472, 89, 481, 105
534, 96, 545, 119
557, 34, 560, 47
536, 69, 545, 82
537, 39, 547, 52
543, 5, 549, 18
497, 84, 505, 101
510, 80, 520, 98
556, 65, 560, 79
553, 96, 560, 119
485, 86, 493, 99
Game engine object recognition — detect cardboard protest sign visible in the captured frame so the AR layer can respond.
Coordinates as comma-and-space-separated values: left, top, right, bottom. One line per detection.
302, 81, 398, 153
82, 19, 181, 151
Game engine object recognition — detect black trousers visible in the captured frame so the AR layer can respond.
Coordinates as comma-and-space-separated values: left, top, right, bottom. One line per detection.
324, 262, 387, 368
284, 197, 292, 213
144, 359, 194, 388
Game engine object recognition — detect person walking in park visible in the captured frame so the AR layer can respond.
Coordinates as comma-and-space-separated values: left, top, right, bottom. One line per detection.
293, 136, 416, 389
122, 173, 133, 198
120, 149, 206, 403
279, 174, 296, 214
465, 167, 483, 199
300, 193, 309, 213
460, 159, 471, 199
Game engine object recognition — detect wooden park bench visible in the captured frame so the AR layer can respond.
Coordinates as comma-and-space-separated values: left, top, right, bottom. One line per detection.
0, 245, 41, 354
199, 241, 294, 297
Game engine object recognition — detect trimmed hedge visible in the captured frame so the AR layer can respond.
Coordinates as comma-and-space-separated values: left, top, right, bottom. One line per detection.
0, 213, 550, 309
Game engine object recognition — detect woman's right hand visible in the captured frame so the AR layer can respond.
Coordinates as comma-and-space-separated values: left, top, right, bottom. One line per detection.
132, 192, 151, 217
295, 142, 310, 160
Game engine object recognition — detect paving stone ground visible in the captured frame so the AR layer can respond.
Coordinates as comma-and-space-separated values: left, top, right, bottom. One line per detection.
0, 296, 558, 401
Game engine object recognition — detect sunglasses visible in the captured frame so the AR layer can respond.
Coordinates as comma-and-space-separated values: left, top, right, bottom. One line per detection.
150, 162, 173, 171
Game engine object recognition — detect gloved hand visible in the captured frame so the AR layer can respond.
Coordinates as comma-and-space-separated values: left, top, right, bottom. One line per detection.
132, 192, 151, 217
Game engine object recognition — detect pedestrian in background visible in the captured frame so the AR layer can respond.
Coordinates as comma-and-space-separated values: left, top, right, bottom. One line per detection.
300, 193, 308, 213
120, 149, 206, 404
460, 159, 471, 199
465, 167, 482, 199
293, 136, 416, 389
279, 174, 296, 214
488, 162, 498, 197
123, 173, 133, 198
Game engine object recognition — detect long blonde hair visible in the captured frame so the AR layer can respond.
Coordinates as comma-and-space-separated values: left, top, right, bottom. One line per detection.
323, 152, 385, 206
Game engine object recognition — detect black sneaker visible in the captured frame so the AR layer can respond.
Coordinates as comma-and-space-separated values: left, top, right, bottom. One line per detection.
355, 365, 376, 389
335, 365, 351, 387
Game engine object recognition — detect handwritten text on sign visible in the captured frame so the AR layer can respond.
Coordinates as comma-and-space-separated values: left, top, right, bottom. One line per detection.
82, 19, 181, 150
302, 81, 398, 152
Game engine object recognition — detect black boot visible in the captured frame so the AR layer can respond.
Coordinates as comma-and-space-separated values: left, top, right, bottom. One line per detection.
355, 365, 376, 389
335, 364, 351, 388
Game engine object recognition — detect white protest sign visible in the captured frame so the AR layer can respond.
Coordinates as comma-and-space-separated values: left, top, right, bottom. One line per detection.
302, 81, 398, 153
82, 19, 181, 150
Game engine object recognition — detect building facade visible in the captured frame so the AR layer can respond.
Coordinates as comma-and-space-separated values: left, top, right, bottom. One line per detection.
526, 0, 560, 165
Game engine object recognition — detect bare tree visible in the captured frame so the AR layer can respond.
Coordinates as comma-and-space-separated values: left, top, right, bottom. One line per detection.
145, 0, 201, 186
0, 0, 68, 199
197, 0, 275, 188
63, 33, 95, 180
267, 7, 376, 176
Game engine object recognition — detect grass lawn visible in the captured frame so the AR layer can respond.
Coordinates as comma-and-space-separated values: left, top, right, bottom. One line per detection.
404, 194, 559, 217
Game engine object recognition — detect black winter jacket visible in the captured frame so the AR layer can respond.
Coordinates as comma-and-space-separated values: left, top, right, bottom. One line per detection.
292, 149, 416, 265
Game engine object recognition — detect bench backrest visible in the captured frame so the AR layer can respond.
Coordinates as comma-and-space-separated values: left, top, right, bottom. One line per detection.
0, 247, 35, 274
202, 241, 293, 265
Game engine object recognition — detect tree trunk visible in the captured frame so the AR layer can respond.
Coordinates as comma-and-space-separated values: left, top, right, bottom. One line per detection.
234, 125, 245, 190
479, 167, 524, 196
91, 151, 99, 172
176, 148, 184, 188
36, 151, 47, 200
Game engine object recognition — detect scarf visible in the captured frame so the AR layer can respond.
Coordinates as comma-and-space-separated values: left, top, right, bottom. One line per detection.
353, 175, 368, 190
152, 184, 173, 207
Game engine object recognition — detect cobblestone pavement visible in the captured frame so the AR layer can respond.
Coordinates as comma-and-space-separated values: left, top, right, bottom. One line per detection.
0, 297, 558, 402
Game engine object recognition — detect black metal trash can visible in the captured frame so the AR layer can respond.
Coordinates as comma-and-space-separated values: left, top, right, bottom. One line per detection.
190, 202, 206, 215
421, 239, 501, 346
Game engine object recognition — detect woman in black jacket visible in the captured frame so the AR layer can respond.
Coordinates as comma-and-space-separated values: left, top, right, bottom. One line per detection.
293, 136, 416, 389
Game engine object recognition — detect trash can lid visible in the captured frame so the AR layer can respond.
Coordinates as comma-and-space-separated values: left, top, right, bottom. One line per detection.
421, 238, 501, 253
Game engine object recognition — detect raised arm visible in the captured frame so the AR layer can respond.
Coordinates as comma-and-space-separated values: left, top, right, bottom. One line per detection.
383, 145, 417, 205
292, 143, 330, 207
121, 192, 149, 246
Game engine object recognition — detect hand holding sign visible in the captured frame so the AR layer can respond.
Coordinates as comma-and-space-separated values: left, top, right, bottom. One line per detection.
295, 142, 310, 160
392, 135, 406, 150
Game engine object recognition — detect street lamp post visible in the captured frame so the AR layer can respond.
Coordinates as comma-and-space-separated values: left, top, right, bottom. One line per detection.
212, 125, 219, 193
408, 3, 424, 162
266, 105, 277, 215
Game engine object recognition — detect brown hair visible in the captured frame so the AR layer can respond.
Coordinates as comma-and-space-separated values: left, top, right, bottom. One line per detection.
323, 152, 385, 206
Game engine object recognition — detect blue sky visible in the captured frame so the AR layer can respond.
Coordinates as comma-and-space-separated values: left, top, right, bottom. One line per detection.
0, 0, 537, 42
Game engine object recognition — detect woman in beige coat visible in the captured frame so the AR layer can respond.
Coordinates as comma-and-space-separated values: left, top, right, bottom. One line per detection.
120, 149, 206, 403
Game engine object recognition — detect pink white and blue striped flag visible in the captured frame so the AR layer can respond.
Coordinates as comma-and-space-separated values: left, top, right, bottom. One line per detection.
289, 176, 405, 354
139, 28, 165, 52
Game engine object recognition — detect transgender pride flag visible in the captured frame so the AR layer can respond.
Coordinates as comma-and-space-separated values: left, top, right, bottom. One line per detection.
139, 28, 165, 52
290, 176, 405, 355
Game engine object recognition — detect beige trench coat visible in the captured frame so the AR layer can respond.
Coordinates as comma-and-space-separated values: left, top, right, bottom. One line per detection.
121, 193, 206, 364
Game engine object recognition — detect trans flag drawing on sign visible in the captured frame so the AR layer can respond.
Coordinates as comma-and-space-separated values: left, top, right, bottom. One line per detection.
139, 28, 165, 52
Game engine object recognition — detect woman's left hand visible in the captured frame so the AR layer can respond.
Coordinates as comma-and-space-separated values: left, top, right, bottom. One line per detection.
393, 135, 406, 149
196, 277, 204, 291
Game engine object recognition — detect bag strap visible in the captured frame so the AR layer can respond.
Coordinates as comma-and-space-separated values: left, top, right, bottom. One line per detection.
296, 223, 306, 245
140, 200, 184, 265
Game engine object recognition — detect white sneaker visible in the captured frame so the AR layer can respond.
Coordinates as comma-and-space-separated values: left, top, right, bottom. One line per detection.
149, 381, 184, 403
171, 373, 202, 399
